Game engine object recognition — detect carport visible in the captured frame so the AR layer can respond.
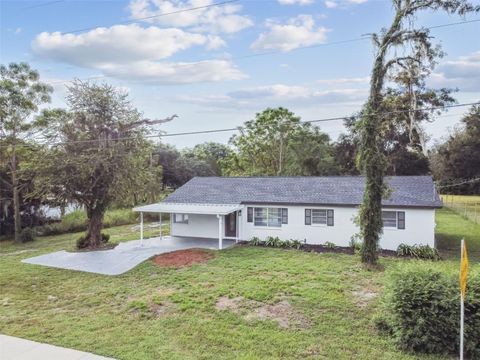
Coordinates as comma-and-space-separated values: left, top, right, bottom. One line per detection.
132, 203, 243, 250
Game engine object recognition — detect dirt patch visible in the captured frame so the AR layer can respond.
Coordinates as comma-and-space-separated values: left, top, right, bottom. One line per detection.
152, 249, 215, 268
352, 288, 378, 307
245, 300, 309, 328
215, 296, 309, 329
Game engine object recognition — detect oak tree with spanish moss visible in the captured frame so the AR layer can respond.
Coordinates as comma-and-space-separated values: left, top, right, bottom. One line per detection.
358, 0, 478, 265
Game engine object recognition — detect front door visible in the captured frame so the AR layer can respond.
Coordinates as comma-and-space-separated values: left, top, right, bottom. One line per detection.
225, 212, 237, 238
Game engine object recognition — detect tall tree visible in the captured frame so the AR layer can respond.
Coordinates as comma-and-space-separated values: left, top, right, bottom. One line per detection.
182, 142, 232, 176
226, 107, 337, 176
32, 81, 174, 248
430, 104, 480, 194
0, 63, 52, 242
358, 0, 477, 265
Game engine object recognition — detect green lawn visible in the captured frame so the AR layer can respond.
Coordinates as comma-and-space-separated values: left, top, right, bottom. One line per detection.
0, 210, 478, 360
435, 207, 480, 261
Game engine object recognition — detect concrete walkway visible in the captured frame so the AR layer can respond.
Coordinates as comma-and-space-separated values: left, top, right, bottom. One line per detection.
22, 236, 235, 275
0, 335, 115, 360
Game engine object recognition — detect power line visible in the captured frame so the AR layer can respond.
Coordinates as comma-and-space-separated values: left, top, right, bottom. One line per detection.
21, 0, 65, 10
2, 102, 478, 149
43, 18, 480, 86
437, 178, 480, 189
61, 0, 240, 35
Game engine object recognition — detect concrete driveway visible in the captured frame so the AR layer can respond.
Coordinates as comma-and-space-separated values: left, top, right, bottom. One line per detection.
22, 236, 235, 276
0, 335, 114, 360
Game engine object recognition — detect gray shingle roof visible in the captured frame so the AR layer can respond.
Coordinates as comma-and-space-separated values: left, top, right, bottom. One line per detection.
163, 176, 442, 208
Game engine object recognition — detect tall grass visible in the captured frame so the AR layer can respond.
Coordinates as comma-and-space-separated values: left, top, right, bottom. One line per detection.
440, 194, 480, 224
37, 208, 155, 236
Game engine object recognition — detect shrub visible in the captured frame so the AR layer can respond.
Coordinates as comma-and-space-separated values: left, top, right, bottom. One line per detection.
76, 233, 109, 249
76, 235, 88, 249
101, 233, 110, 243
265, 236, 283, 247
289, 239, 303, 249
376, 266, 480, 357
249, 236, 264, 246
19, 227, 35, 243
349, 236, 362, 253
397, 244, 441, 261
323, 241, 336, 249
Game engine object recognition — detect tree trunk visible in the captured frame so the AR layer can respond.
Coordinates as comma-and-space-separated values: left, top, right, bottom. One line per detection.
11, 143, 21, 243
85, 207, 105, 248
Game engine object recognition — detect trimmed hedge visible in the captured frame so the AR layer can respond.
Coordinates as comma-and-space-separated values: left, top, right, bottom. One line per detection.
376, 265, 480, 358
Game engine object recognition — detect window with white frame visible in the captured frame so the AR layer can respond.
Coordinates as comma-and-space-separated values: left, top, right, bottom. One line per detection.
173, 213, 189, 224
382, 211, 405, 229
251, 207, 286, 227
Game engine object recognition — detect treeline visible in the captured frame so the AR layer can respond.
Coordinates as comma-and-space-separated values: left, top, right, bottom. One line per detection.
155, 105, 480, 194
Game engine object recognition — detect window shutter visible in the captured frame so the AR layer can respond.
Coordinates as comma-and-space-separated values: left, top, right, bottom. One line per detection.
305, 209, 311, 225
397, 211, 405, 229
282, 208, 288, 224
327, 209, 334, 226
247, 207, 253, 223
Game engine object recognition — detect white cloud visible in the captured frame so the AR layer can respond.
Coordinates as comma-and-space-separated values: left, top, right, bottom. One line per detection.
128, 0, 253, 34
99, 60, 246, 84
32, 24, 224, 67
316, 76, 370, 85
31, 24, 245, 84
278, 0, 314, 5
251, 15, 329, 52
429, 51, 480, 92
176, 83, 367, 109
325, 0, 337, 8
324, 0, 368, 8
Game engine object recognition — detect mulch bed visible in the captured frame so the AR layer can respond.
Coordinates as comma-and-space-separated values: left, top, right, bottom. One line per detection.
238, 241, 397, 257
152, 249, 215, 268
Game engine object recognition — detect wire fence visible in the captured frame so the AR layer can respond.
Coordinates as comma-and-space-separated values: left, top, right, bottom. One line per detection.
440, 195, 480, 224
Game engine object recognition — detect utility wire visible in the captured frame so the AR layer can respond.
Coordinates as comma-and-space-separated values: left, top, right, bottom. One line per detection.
43, 18, 480, 86
437, 178, 480, 188
2, 102, 478, 149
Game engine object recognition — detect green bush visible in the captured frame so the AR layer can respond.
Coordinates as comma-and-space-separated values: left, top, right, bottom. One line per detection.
376, 266, 480, 357
101, 233, 110, 243
76, 235, 88, 249
397, 244, 441, 261
19, 227, 35, 243
265, 236, 283, 247
249, 236, 264, 246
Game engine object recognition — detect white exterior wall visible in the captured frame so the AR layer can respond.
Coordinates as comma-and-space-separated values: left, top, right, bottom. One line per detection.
240, 204, 436, 251
171, 214, 219, 239
169, 205, 436, 251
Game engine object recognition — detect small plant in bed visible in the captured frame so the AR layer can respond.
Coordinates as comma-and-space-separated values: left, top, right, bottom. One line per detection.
323, 241, 336, 249
248, 236, 264, 246
265, 236, 283, 247
396, 244, 440, 261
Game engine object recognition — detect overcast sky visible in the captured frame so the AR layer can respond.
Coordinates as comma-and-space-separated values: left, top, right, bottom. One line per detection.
1, 0, 479, 148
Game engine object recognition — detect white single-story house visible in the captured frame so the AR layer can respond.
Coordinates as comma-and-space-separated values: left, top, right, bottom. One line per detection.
133, 176, 442, 251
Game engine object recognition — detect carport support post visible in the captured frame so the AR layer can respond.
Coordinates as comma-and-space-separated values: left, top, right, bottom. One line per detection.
217, 214, 223, 250
159, 212, 162, 240
140, 212, 144, 247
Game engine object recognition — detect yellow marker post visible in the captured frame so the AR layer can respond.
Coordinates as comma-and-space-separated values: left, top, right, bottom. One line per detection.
459, 239, 468, 360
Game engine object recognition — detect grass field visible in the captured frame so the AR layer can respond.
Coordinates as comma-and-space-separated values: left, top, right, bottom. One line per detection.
0, 209, 478, 359
440, 194, 480, 224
